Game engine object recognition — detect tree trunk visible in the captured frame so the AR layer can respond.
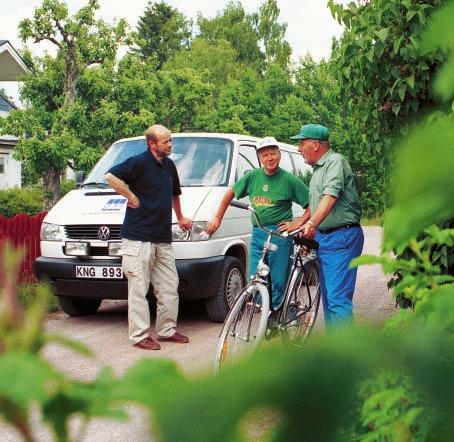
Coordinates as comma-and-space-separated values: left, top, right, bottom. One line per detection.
42, 169, 61, 211
64, 51, 78, 105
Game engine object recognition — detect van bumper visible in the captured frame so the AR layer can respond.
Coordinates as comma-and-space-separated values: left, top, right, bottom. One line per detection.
34, 256, 225, 300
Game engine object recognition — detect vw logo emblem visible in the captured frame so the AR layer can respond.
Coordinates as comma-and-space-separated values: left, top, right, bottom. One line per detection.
98, 225, 110, 240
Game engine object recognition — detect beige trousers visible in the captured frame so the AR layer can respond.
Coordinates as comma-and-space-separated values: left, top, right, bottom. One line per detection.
121, 239, 179, 344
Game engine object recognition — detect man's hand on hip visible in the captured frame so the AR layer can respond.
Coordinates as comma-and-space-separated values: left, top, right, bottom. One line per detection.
127, 193, 140, 209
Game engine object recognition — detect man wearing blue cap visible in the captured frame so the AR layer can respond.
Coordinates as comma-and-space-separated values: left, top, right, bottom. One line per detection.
288, 124, 364, 323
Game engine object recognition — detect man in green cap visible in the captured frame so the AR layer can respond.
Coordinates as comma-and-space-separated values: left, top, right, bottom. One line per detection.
284, 123, 364, 323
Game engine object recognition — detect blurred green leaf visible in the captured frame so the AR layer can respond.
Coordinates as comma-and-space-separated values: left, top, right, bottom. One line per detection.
384, 117, 454, 249
114, 358, 185, 406
419, 1, 454, 54
0, 353, 57, 406
433, 58, 454, 101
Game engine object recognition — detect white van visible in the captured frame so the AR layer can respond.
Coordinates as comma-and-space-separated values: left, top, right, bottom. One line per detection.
35, 133, 311, 322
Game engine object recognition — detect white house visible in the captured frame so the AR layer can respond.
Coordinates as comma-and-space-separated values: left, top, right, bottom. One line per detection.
0, 40, 29, 189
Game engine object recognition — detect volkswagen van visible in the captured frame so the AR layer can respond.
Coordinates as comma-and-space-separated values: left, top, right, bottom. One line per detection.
34, 133, 311, 322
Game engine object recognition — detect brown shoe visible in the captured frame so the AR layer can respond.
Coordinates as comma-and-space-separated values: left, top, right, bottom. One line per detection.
133, 337, 161, 350
157, 331, 189, 344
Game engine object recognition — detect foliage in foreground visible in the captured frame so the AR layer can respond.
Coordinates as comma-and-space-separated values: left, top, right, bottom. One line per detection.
0, 2, 453, 440
0, 244, 452, 441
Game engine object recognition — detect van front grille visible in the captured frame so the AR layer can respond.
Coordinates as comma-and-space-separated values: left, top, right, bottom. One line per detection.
90, 246, 109, 256
64, 225, 122, 240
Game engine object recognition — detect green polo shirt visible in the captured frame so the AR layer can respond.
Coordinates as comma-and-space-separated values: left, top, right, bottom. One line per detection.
233, 168, 309, 227
309, 149, 362, 230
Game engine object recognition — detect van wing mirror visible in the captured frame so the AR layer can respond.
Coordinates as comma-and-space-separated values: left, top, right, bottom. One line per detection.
75, 170, 86, 188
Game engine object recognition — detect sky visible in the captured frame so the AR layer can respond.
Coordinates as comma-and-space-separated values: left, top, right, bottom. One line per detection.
0, 0, 350, 105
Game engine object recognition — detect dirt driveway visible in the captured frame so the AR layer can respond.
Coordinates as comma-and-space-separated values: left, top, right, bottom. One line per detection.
1, 227, 396, 441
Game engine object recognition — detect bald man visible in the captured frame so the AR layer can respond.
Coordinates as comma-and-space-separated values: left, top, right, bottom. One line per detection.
105, 125, 192, 350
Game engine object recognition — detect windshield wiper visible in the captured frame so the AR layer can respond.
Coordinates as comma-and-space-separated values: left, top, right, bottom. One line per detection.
81, 182, 110, 188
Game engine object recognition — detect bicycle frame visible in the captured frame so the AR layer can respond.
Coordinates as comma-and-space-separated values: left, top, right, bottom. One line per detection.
215, 201, 320, 370
230, 200, 318, 317
277, 242, 318, 329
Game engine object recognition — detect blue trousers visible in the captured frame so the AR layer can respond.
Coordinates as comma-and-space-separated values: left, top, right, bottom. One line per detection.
249, 225, 293, 308
316, 226, 364, 323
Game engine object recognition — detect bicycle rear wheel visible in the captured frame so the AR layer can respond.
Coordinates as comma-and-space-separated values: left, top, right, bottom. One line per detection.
215, 282, 270, 371
281, 259, 321, 341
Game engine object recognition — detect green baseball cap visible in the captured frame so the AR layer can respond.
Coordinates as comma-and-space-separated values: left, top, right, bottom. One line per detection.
290, 124, 329, 141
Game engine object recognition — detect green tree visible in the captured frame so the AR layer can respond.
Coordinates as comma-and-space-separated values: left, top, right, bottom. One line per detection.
198, 1, 264, 68
164, 37, 242, 86
132, 1, 192, 69
0, 0, 126, 209
254, 0, 291, 68
328, 0, 445, 143
20, 0, 127, 105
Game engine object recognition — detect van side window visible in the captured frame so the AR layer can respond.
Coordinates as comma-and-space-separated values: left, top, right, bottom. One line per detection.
292, 153, 312, 185
236, 145, 259, 180
279, 150, 294, 174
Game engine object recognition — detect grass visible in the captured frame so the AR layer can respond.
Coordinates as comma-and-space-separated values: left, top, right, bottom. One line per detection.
18, 282, 60, 312
361, 215, 384, 226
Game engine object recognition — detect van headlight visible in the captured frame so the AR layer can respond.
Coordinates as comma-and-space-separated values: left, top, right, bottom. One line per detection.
41, 223, 64, 241
172, 222, 210, 241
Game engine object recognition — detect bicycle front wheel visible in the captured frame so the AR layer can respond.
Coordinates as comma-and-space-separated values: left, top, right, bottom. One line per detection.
281, 259, 321, 341
215, 282, 270, 371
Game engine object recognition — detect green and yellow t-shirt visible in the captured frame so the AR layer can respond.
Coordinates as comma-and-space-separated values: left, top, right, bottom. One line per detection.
233, 168, 309, 226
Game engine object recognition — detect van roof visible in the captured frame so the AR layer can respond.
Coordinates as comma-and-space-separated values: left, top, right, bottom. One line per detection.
113, 132, 298, 152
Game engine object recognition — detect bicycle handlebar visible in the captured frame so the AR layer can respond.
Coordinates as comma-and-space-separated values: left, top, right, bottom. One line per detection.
230, 200, 319, 250
230, 200, 250, 211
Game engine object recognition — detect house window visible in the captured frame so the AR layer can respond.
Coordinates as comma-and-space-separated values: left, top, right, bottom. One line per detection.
0, 157, 5, 174
0, 95, 15, 112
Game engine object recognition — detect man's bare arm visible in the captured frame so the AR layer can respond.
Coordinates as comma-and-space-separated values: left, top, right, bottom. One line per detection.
205, 188, 235, 235
105, 173, 140, 208
302, 195, 338, 239
172, 196, 192, 230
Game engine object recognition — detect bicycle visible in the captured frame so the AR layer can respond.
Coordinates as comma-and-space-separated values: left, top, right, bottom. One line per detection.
215, 200, 321, 370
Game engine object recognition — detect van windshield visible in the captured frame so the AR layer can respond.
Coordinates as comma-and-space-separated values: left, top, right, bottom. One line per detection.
85, 137, 233, 187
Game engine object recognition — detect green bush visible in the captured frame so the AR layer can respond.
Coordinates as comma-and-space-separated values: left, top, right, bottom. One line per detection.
0, 180, 76, 217
0, 187, 43, 217
60, 179, 76, 197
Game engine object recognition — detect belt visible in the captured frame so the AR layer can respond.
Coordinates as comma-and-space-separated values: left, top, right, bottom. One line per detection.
318, 223, 361, 234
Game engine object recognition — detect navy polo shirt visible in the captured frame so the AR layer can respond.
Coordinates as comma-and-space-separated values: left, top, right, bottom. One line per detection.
107, 149, 181, 243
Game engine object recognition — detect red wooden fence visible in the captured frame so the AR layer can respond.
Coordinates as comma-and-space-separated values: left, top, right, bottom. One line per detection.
0, 212, 47, 282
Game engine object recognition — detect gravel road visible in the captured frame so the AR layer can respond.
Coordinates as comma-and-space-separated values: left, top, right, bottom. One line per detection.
1, 226, 396, 441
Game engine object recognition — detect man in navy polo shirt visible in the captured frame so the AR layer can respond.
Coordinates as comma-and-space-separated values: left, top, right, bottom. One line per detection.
105, 124, 192, 350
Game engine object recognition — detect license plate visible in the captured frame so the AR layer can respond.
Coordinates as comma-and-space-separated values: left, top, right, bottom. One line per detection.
75, 265, 123, 279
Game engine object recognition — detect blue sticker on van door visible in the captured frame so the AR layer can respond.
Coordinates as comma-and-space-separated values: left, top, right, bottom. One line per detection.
102, 198, 127, 211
